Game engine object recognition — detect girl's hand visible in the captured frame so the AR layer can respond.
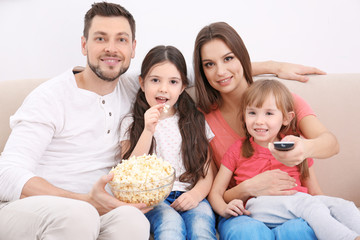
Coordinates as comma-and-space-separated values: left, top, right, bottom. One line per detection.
223, 199, 250, 218
143, 104, 165, 134
170, 191, 200, 212
246, 169, 298, 197
268, 135, 306, 167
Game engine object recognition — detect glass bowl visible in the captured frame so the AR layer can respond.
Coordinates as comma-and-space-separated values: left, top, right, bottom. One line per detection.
108, 168, 175, 207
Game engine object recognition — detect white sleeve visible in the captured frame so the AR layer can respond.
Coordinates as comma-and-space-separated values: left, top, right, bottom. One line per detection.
205, 120, 215, 142
119, 115, 134, 142
0, 87, 60, 201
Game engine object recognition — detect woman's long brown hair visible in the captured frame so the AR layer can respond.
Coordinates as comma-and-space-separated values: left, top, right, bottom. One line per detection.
193, 22, 253, 113
122, 45, 211, 189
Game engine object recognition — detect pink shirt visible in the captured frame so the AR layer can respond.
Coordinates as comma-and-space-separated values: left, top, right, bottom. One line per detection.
222, 137, 314, 193
205, 93, 315, 170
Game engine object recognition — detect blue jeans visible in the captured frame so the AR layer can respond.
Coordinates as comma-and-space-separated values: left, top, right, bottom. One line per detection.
146, 191, 217, 240
217, 215, 317, 240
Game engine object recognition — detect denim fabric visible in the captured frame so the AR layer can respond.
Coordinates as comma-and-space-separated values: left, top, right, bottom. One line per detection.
217, 214, 317, 240
146, 191, 217, 240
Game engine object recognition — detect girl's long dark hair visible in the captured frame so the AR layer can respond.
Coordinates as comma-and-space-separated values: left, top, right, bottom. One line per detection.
122, 45, 211, 188
240, 80, 309, 180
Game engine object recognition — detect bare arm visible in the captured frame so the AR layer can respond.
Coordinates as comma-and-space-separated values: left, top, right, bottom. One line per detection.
252, 61, 326, 82
170, 154, 215, 211
208, 165, 250, 218
21, 175, 148, 215
130, 104, 165, 157
268, 115, 339, 167
223, 169, 297, 203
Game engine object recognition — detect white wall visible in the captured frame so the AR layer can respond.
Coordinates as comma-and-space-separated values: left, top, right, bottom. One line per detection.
0, 0, 359, 81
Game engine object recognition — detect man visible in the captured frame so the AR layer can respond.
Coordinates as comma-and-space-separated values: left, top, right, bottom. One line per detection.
0, 2, 150, 239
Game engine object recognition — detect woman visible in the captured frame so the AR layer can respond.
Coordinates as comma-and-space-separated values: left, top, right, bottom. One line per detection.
193, 22, 339, 239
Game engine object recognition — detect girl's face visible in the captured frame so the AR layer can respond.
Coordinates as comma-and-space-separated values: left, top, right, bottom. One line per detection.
200, 38, 246, 94
245, 93, 293, 148
140, 61, 185, 116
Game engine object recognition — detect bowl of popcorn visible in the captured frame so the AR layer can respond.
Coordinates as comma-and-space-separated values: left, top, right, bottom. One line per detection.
108, 154, 175, 207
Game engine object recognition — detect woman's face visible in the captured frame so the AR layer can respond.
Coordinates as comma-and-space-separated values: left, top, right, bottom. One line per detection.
200, 39, 246, 94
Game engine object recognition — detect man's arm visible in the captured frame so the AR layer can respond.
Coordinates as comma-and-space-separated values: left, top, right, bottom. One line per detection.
21, 174, 148, 216
252, 61, 326, 82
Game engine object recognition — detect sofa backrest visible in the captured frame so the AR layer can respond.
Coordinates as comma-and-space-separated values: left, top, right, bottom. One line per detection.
1, 74, 359, 206
0, 78, 47, 151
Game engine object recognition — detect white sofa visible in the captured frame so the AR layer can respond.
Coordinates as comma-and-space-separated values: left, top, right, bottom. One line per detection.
1, 73, 360, 209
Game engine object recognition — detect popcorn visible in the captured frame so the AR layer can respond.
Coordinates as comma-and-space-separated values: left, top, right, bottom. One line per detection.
109, 154, 175, 206
163, 104, 170, 113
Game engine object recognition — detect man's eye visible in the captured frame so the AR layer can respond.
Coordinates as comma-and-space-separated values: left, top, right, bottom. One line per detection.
96, 37, 104, 41
119, 38, 127, 42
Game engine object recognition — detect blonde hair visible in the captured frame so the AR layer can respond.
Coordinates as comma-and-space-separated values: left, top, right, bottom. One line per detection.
240, 79, 309, 180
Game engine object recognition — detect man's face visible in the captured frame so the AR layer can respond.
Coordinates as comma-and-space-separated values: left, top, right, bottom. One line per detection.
81, 16, 136, 81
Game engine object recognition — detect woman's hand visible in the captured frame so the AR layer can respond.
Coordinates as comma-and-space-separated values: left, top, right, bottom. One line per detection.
275, 61, 326, 82
223, 199, 250, 219
268, 135, 306, 167
170, 191, 200, 212
244, 169, 298, 197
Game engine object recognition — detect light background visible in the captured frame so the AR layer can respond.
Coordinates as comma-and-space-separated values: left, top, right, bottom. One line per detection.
0, 0, 359, 82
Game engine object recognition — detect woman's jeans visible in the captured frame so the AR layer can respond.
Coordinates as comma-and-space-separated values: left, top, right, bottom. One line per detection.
217, 214, 317, 240
146, 191, 217, 240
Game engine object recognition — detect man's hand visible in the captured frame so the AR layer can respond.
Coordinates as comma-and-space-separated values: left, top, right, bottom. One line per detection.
87, 173, 149, 215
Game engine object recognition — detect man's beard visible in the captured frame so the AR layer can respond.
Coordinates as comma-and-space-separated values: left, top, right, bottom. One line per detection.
88, 57, 129, 82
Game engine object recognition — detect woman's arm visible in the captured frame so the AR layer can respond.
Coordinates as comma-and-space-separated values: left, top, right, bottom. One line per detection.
268, 115, 339, 167
223, 169, 297, 203
252, 61, 326, 82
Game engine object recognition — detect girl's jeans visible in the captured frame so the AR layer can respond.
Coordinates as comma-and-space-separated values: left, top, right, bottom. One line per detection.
146, 191, 217, 240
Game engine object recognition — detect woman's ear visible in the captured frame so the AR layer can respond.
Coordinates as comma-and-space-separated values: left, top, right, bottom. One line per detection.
139, 76, 145, 92
283, 111, 295, 126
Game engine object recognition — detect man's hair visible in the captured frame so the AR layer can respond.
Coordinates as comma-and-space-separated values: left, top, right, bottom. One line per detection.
83, 2, 136, 40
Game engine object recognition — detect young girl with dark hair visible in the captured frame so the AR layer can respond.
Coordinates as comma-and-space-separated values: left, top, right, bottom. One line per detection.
119, 45, 216, 240
209, 79, 360, 240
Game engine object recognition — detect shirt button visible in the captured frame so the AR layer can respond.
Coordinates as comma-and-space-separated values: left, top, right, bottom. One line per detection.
102, 100, 105, 104
109, 112, 112, 116
107, 130, 110, 134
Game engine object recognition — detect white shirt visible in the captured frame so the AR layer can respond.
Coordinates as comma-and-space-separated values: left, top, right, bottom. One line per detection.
0, 68, 139, 201
120, 113, 214, 192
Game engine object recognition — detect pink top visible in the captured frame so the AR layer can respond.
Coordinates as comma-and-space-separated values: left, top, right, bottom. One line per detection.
222, 137, 314, 193
205, 93, 315, 170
